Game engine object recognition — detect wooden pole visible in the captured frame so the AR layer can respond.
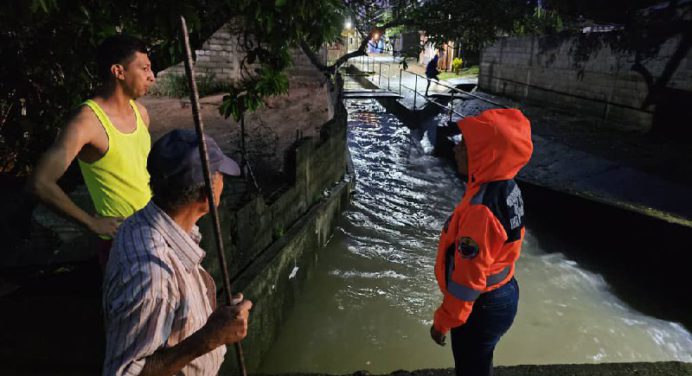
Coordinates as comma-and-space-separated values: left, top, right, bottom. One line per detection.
179, 16, 248, 376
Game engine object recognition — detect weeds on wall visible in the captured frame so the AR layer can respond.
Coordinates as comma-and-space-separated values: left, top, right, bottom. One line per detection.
149, 72, 232, 98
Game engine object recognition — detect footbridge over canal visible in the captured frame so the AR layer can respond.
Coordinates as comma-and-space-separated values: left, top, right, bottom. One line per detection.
342, 88, 402, 99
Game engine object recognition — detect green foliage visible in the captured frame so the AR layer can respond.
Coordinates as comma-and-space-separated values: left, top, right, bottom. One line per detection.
0, 0, 347, 175
383, 0, 690, 112
272, 224, 285, 240
403, 0, 551, 51
452, 57, 464, 74
220, 66, 290, 121
438, 66, 478, 80
218, 0, 346, 121
0, 0, 232, 175
148, 75, 191, 98
338, 0, 557, 67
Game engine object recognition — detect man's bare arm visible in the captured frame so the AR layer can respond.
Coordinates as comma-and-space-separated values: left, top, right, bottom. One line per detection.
139, 299, 252, 376
26, 108, 122, 236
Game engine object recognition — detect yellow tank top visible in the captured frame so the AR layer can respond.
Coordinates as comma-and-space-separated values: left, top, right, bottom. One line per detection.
78, 99, 152, 225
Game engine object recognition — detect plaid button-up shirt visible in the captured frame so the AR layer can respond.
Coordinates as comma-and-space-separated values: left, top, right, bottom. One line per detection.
103, 202, 225, 376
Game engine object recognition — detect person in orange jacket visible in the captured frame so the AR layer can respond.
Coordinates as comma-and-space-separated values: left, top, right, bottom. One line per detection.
430, 109, 533, 376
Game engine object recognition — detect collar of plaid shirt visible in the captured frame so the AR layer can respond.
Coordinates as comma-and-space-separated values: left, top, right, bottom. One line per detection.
140, 201, 205, 271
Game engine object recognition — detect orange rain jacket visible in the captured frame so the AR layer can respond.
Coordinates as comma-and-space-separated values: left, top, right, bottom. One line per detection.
433, 109, 533, 335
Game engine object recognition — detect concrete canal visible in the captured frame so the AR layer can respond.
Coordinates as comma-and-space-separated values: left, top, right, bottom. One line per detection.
257, 97, 692, 374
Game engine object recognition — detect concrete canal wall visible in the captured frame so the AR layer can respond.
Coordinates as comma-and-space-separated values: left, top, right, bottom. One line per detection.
197, 97, 352, 373
479, 35, 692, 134
288, 361, 692, 376
493, 362, 692, 375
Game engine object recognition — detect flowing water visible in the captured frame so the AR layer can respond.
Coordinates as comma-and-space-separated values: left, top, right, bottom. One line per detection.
258, 98, 692, 374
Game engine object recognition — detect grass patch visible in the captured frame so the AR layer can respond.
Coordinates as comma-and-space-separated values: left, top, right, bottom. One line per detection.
149, 71, 232, 98
439, 65, 479, 80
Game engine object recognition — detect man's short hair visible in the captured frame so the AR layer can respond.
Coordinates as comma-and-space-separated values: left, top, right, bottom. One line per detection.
96, 35, 148, 82
150, 178, 207, 211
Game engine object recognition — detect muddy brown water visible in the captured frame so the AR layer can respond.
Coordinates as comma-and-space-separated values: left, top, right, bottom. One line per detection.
258, 99, 692, 374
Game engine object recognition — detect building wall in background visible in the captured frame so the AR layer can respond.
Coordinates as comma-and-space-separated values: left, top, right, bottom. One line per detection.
479, 35, 692, 133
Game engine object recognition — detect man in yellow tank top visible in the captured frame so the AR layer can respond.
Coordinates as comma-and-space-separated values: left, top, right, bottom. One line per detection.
27, 35, 155, 266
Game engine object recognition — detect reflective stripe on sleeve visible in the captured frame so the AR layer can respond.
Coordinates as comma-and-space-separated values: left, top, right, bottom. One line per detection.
445, 265, 513, 302
447, 279, 483, 301
486, 265, 511, 286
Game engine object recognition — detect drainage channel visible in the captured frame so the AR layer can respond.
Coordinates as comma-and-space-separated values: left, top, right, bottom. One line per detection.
257, 94, 692, 373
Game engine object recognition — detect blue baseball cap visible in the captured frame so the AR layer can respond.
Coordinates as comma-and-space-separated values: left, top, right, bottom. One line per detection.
148, 129, 241, 186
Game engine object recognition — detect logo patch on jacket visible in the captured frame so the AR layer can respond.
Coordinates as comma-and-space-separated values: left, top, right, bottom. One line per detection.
457, 237, 479, 259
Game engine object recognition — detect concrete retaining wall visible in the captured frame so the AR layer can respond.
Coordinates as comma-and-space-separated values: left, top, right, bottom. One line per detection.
197, 97, 351, 372
479, 35, 692, 132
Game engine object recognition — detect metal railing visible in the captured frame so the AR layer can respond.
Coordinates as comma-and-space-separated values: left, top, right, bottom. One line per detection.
350, 56, 509, 122
399, 78, 466, 121
403, 70, 508, 109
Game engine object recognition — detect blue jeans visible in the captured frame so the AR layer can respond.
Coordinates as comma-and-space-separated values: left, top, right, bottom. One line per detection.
450, 277, 519, 376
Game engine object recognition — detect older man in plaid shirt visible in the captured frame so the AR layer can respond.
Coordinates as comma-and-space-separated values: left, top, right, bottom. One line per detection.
102, 129, 252, 376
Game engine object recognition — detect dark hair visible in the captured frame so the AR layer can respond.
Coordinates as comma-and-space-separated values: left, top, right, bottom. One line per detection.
150, 178, 206, 211
95, 35, 148, 82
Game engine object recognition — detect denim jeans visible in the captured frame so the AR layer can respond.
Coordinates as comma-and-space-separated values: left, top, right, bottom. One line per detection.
450, 277, 519, 376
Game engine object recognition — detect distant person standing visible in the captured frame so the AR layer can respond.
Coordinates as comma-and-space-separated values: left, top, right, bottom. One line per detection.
430, 109, 533, 376
425, 54, 440, 97
27, 35, 156, 267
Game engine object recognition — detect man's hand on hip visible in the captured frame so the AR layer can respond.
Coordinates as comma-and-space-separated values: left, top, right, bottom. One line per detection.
88, 215, 124, 237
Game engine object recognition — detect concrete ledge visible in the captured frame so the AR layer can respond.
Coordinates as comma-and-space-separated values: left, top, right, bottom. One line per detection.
260, 362, 692, 376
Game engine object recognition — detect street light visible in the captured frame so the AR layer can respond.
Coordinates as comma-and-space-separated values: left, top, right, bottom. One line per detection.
344, 20, 352, 30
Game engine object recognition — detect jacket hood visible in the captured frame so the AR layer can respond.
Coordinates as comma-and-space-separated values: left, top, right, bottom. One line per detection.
457, 109, 533, 185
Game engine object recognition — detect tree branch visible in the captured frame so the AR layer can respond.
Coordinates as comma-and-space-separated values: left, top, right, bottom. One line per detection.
330, 34, 371, 69
299, 41, 332, 73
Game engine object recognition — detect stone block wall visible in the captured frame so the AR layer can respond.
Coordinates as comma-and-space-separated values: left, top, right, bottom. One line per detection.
200, 100, 347, 277
197, 99, 349, 372
158, 23, 327, 86
479, 35, 692, 132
